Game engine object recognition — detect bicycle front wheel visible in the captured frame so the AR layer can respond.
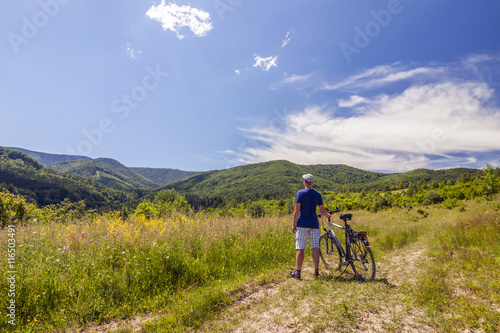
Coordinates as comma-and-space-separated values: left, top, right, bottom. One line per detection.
319, 234, 342, 270
350, 239, 375, 281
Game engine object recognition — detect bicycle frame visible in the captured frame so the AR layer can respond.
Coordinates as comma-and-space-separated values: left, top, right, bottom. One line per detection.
333, 220, 358, 276
325, 221, 347, 259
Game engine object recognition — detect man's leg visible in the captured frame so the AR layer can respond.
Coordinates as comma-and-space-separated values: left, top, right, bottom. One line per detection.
310, 228, 321, 272
312, 247, 320, 270
292, 228, 307, 279
296, 249, 305, 270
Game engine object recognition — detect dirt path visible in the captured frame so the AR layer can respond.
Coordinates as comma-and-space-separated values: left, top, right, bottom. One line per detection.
196, 244, 435, 333
73, 314, 159, 333
74, 245, 433, 333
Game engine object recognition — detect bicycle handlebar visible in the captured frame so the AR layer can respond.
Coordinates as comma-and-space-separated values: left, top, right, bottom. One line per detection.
318, 209, 340, 218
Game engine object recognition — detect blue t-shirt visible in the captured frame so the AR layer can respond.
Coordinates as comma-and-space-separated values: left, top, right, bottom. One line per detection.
295, 188, 324, 229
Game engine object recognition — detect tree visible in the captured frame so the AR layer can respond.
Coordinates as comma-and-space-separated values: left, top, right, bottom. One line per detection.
424, 191, 443, 205
248, 201, 265, 218
480, 164, 500, 197
0, 191, 33, 227
135, 200, 156, 219
153, 189, 179, 204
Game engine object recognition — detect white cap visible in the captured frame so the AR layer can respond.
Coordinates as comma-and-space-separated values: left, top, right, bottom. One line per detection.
302, 174, 314, 183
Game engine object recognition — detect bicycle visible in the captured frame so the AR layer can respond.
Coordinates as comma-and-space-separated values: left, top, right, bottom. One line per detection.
318, 210, 375, 281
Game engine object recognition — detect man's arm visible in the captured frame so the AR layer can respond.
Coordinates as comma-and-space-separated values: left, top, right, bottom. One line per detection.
293, 202, 300, 233
319, 205, 331, 218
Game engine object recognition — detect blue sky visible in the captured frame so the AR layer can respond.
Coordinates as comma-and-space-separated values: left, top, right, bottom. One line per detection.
1, 0, 500, 172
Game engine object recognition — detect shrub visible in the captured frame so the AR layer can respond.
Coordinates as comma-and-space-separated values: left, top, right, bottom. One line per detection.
0, 191, 34, 227
248, 201, 265, 218
135, 200, 156, 219
424, 191, 443, 205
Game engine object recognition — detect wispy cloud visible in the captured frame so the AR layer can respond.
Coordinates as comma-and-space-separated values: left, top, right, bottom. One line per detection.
461, 52, 500, 87
146, 1, 213, 39
253, 55, 278, 71
269, 73, 312, 89
282, 28, 294, 48
232, 55, 500, 171
281, 73, 312, 84
338, 95, 367, 108
268, 73, 319, 93
251, 28, 295, 73
126, 42, 142, 59
322, 65, 445, 91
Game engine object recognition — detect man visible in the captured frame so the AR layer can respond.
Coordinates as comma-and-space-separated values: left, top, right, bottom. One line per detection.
291, 174, 331, 279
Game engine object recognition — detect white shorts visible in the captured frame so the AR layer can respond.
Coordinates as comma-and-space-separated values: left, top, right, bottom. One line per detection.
295, 227, 320, 250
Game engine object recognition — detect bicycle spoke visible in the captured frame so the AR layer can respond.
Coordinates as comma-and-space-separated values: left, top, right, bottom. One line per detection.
350, 239, 375, 281
319, 234, 342, 271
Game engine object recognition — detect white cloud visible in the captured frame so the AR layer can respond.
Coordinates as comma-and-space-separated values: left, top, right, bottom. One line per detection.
230, 55, 500, 171
235, 69, 240, 75
364, 67, 445, 88
338, 95, 367, 108
233, 80, 500, 172
463, 53, 493, 66
146, 1, 213, 39
253, 55, 278, 71
461, 53, 500, 88
268, 73, 315, 91
250, 28, 293, 75
322, 65, 445, 91
282, 73, 312, 84
281, 28, 294, 48
126, 42, 142, 59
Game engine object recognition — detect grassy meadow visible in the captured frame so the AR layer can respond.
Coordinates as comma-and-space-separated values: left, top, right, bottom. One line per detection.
1, 197, 500, 332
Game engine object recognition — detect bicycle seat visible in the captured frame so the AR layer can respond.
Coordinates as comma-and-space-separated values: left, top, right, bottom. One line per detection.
340, 213, 352, 221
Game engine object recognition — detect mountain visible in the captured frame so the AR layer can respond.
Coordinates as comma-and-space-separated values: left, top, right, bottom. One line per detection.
47, 158, 159, 191
5, 147, 198, 191
360, 168, 480, 190
130, 167, 197, 187
163, 160, 481, 204
5, 147, 91, 165
1, 147, 482, 210
164, 160, 385, 202
0, 147, 130, 208
47, 159, 197, 191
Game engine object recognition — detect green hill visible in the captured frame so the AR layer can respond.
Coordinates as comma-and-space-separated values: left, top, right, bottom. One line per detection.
165, 161, 386, 202
47, 159, 197, 191
0, 145, 483, 211
130, 167, 197, 187
164, 160, 481, 205
48, 158, 159, 191
0, 147, 130, 208
3, 147, 197, 193
5, 146, 91, 165
361, 168, 479, 190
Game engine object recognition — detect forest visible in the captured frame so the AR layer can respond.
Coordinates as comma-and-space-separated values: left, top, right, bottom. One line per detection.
1, 143, 498, 225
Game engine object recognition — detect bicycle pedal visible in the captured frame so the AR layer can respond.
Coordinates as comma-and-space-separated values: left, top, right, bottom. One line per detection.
341, 261, 349, 266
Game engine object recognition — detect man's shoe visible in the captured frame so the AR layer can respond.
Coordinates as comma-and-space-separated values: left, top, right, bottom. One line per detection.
290, 270, 301, 279
314, 269, 321, 278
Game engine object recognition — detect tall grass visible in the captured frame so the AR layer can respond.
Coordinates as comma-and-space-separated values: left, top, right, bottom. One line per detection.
337, 208, 425, 255
0, 213, 295, 332
414, 208, 500, 332
2, 201, 499, 332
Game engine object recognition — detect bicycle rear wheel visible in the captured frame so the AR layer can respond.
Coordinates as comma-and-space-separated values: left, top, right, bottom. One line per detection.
350, 239, 375, 281
319, 234, 342, 270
